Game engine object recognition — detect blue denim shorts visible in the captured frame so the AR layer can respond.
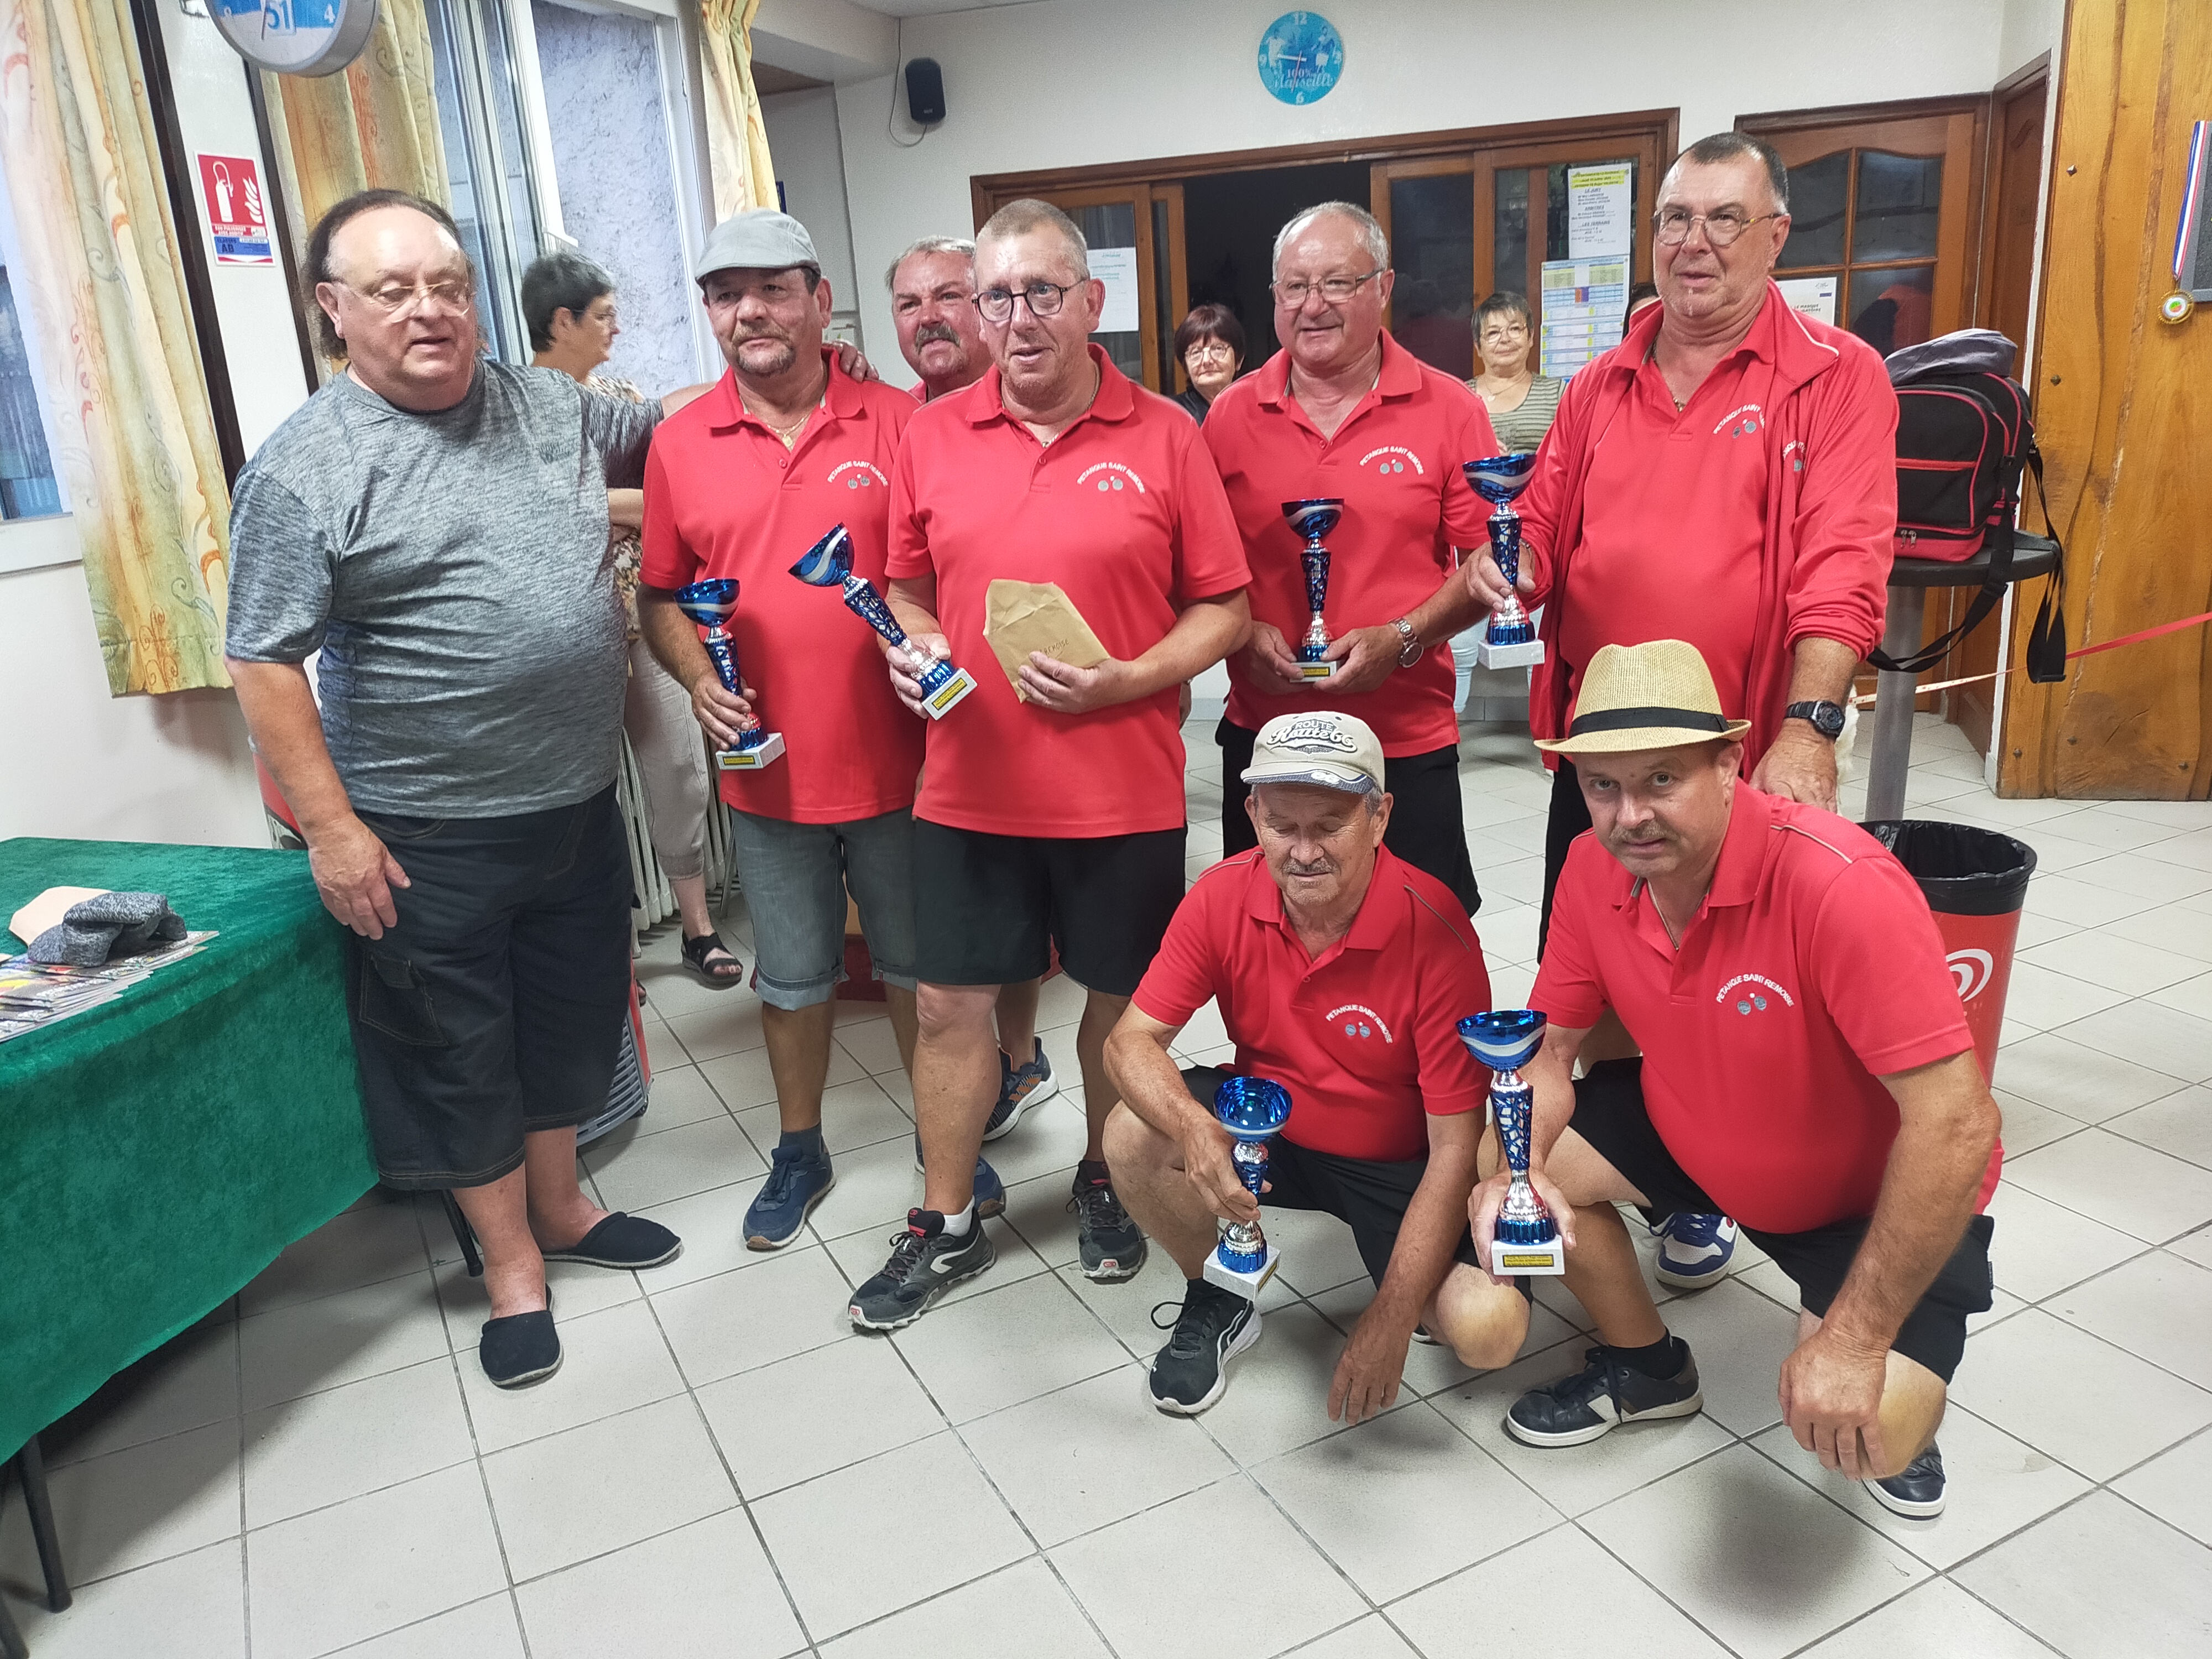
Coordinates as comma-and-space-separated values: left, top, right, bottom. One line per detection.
727, 807, 917, 1009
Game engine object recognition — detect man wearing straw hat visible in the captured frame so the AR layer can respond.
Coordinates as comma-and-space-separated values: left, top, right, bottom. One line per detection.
1470, 639, 2000, 1519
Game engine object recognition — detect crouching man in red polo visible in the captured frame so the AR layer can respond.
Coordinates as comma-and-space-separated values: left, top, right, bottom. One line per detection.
1104, 711, 1532, 1419
1474, 639, 2001, 1519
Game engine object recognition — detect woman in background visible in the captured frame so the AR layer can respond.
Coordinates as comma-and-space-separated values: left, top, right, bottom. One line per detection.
1171, 304, 1246, 423
1466, 291, 1563, 454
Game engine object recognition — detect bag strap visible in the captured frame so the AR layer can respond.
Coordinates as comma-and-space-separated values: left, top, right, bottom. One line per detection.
2021, 444, 2068, 682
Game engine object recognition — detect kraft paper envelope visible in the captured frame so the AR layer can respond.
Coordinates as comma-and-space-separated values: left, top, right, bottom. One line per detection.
983, 580, 1109, 699
9, 886, 106, 948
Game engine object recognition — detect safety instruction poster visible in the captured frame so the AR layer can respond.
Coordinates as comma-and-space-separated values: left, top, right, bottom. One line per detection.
196, 153, 273, 265
1567, 164, 1634, 260
1539, 257, 1629, 378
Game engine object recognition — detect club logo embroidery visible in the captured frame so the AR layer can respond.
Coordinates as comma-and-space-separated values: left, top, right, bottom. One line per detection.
1783, 439, 1807, 474
1714, 402, 1764, 439
1717, 972, 1794, 1015
1077, 460, 1147, 494
1325, 1003, 1395, 1044
826, 460, 889, 489
1358, 445, 1424, 476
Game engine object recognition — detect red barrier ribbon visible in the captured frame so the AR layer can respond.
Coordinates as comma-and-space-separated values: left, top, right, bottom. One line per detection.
1853, 604, 2212, 706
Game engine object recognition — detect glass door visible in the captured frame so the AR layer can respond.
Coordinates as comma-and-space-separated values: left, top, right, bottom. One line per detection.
977, 183, 1186, 393
1374, 160, 1475, 379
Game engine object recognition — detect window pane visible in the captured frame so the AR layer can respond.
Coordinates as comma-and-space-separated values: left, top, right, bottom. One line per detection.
1074, 201, 1143, 384
0, 267, 60, 519
1389, 174, 1473, 378
1494, 167, 1529, 303
1847, 264, 1934, 355
1780, 150, 1849, 269
1853, 151, 1942, 264
423, 0, 515, 358
480, 0, 545, 268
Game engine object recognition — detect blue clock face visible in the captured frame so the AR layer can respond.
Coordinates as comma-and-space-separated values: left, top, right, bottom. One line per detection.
1258, 11, 1344, 106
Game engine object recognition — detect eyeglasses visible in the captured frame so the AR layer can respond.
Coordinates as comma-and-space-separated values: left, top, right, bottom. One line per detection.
974, 281, 1081, 324
1652, 208, 1782, 247
1186, 340, 1235, 361
1479, 323, 1529, 342
1272, 270, 1383, 307
343, 277, 476, 316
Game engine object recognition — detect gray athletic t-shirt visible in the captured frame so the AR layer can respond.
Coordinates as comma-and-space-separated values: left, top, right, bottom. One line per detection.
226, 362, 658, 817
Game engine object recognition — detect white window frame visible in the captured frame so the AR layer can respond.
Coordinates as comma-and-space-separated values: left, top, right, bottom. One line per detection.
0, 156, 78, 575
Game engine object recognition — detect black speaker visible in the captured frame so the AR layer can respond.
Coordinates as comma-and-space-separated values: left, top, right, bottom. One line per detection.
905, 57, 946, 126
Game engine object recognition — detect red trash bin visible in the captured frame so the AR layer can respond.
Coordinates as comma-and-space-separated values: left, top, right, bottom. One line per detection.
1864, 820, 2039, 1084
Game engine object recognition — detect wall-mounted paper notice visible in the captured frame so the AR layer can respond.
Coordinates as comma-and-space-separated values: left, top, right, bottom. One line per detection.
1567, 164, 1634, 260
1539, 258, 1630, 378
1776, 275, 1839, 325
1091, 246, 1142, 334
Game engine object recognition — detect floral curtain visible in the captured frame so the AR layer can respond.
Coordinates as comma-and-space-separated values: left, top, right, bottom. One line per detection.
699, 0, 778, 220
0, 0, 233, 695
260, 0, 450, 379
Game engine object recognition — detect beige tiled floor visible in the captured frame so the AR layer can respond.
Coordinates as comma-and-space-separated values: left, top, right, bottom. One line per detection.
7, 711, 2212, 1657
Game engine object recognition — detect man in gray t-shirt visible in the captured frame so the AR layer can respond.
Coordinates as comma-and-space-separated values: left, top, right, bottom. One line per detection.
225, 190, 696, 1390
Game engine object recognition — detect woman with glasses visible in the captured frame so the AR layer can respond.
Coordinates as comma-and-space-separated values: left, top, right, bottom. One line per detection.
1465, 292, 1564, 455
1171, 303, 1246, 424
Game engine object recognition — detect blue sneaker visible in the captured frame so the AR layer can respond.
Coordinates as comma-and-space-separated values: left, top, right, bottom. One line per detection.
985, 1043, 1058, 1140
1651, 1213, 1738, 1290
744, 1144, 834, 1250
973, 1155, 1006, 1219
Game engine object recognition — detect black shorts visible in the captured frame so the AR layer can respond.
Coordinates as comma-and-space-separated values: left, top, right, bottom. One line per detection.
347, 787, 632, 1191
1181, 1066, 1521, 1298
911, 818, 1185, 997
1537, 756, 1591, 961
1569, 1058, 1995, 1383
1218, 719, 1479, 916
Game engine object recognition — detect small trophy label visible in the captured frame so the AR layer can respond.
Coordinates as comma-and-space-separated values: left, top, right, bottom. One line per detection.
1201, 1075, 1293, 1300
1458, 1009, 1567, 1275
791, 525, 978, 721
1281, 498, 1344, 681
674, 578, 786, 770
1462, 454, 1545, 672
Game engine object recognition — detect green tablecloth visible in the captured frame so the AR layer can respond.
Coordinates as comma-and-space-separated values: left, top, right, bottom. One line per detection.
0, 839, 374, 1458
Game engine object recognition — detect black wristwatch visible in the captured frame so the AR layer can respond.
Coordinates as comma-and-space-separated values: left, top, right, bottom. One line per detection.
1785, 699, 1847, 740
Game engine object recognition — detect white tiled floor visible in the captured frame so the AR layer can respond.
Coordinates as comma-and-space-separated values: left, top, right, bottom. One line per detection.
7, 711, 2212, 1657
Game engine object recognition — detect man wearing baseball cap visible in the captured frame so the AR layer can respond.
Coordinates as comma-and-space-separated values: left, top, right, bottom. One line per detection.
640, 208, 947, 1250
1104, 710, 1530, 1418
1474, 639, 2001, 1519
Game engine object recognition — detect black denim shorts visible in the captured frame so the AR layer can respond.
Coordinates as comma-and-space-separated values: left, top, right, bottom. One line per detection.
345, 787, 632, 1191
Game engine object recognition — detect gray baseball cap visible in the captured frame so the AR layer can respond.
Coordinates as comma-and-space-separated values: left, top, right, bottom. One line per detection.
1241, 711, 1386, 795
693, 209, 821, 283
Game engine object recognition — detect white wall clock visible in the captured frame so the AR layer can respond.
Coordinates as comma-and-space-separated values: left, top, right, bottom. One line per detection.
208, 0, 380, 78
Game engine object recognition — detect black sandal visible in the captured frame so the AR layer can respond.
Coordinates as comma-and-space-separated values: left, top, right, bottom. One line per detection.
681, 931, 745, 989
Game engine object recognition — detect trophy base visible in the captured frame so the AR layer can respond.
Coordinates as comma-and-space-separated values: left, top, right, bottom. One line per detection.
1203, 1243, 1281, 1301
1474, 638, 1545, 671
921, 668, 977, 720
1296, 660, 1339, 681
716, 732, 786, 771
1493, 1234, 1566, 1276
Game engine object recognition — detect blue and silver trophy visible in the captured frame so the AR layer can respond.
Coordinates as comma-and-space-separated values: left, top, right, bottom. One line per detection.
1462, 453, 1543, 670
1457, 1010, 1566, 1275
1282, 498, 1345, 681
790, 524, 977, 720
1202, 1075, 1293, 1299
673, 578, 785, 770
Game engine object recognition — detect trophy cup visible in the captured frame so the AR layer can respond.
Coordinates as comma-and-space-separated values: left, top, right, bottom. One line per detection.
1462, 453, 1544, 670
1281, 498, 1344, 681
789, 525, 978, 720
1457, 1009, 1566, 1275
673, 578, 785, 770
1201, 1074, 1293, 1298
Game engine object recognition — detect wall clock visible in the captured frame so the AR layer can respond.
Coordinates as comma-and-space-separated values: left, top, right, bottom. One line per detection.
208, 0, 380, 78
1258, 12, 1344, 106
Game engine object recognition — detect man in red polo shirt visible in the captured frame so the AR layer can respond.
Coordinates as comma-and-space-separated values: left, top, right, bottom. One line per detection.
1471, 640, 2000, 1521
846, 198, 1251, 1329
640, 210, 931, 1253
1206, 202, 1498, 916
1105, 710, 1530, 1417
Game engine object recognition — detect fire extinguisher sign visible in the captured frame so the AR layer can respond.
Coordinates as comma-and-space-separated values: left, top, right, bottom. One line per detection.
195, 153, 273, 265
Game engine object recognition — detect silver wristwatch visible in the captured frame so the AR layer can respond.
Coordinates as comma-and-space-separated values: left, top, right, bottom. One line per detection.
1391, 617, 1422, 666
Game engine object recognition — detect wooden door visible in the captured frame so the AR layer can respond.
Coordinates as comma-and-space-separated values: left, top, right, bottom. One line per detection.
973, 182, 1186, 394
1371, 159, 1478, 379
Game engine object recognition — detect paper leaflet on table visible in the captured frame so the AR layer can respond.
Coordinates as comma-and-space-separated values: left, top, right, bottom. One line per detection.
982, 580, 1109, 700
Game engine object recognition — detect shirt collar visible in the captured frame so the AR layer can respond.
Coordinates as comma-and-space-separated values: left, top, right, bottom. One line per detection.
1609, 785, 1771, 924
968, 343, 1134, 431
1243, 844, 1405, 954
1254, 329, 1417, 418
705, 346, 859, 434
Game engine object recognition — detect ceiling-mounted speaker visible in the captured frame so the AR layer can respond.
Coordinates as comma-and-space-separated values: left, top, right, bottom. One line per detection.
905, 58, 947, 126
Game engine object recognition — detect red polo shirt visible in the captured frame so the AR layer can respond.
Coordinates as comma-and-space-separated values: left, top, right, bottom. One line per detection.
886, 346, 1250, 837
1203, 334, 1497, 755
1133, 846, 1494, 1161
1533, 786, 2000, 1233
640, 352, 922, 823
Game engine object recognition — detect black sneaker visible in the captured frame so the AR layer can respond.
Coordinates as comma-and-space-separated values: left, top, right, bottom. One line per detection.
1070, 1161, 1146, 1281
847, 1209, 995, 1331
1505, 1343, 1704, 1447
1870, 1442, 1947, 1518
1146, 1282, 1260, 1415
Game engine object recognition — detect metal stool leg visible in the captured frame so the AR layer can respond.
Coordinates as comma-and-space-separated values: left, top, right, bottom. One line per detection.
440, 1191, 483, 1279
10, 1436, 69, 1614
1865, 583, 1926, 823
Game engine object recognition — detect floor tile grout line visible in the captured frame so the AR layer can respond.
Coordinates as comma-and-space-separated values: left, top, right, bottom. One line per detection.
1565, 1505, 1761, 1659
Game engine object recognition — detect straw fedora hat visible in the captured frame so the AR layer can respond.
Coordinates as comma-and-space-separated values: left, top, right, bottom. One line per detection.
1533, 639, 1752, 757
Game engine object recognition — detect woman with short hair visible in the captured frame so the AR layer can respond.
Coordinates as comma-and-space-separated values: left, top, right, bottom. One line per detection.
1466, 291, 1564, 455
1171, 303, 1246, 423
